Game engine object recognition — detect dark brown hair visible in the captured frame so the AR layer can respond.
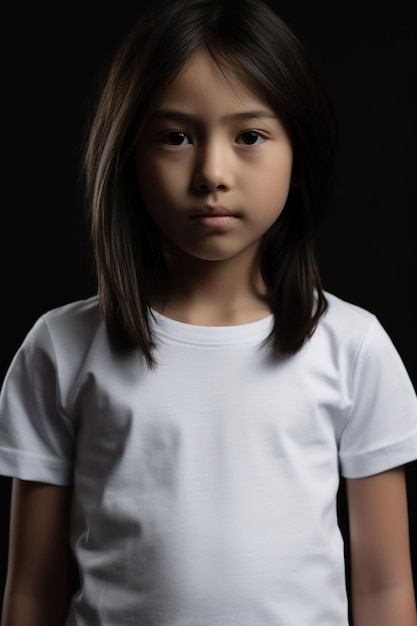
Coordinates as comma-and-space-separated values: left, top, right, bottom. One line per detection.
84, 0, 337, 368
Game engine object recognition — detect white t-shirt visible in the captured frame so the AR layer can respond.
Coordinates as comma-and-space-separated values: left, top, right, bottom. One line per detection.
1, 292, 417, 625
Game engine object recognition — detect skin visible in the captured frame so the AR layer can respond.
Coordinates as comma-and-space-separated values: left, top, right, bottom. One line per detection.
2, 475, 416, 624
2, 51, 416, 626
136, 50, 417, 623
135, 51, 293, 326
1, 480, 71, 626
346, 468, 417, 625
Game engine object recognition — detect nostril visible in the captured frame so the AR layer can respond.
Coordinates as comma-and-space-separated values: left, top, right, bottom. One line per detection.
195, 181, 228, 193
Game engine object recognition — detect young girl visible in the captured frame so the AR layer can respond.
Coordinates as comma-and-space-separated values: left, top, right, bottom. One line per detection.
1, 0, 417, 624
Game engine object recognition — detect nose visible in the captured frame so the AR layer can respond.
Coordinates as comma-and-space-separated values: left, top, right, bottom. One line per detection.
192, 139, 233, 193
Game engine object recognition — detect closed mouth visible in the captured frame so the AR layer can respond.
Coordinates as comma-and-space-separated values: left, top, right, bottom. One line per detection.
189, 214, 239, 228
189, 205, 241, 218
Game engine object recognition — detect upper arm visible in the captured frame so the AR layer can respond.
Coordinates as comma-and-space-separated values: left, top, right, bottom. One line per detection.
346, 466, 414, 593
2, 478, 71, 625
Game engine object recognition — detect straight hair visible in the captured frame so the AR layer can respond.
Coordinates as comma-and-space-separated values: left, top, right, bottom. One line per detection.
83, 0, 337, 368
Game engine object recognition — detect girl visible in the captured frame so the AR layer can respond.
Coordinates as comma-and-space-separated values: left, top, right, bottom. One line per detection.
1, 0, 417, 624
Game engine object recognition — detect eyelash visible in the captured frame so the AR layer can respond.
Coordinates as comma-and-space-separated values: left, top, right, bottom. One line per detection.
161, 130, 266, 146
237, 131, 266, 145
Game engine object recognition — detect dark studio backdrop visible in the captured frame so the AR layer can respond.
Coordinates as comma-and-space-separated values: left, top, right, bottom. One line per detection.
1, 0, 416, 619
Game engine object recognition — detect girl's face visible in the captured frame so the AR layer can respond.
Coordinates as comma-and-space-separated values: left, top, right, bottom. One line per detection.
136, 51, 293, 268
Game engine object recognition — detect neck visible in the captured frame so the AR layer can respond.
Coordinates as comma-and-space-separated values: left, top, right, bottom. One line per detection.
151, 249, 270, 326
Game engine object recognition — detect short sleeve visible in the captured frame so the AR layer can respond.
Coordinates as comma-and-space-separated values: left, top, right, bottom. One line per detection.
0, 316, 75, 485
339, 316, 417, 478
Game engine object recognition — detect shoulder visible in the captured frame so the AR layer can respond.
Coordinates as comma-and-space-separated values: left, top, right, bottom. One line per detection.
15, 295, 104, 372
40, 295, 102, 342
318, 291, 380, 347
2, 295, 106, 413
312, 291, 403, 369
41, 294, 101, 324
322, 291, 376, 329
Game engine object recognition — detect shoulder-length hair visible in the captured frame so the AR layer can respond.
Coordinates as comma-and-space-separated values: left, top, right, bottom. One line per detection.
83, 0, 337, 368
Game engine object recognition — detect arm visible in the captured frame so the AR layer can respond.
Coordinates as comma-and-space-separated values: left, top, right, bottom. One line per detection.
346, 466, 417, 626
1, 479, 71, 626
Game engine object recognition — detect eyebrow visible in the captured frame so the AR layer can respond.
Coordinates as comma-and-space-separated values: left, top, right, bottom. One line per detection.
149, 108, 277, 124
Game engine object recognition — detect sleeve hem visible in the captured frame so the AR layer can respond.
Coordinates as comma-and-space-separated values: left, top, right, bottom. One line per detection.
340, 433, 417, 478
0, 447, 73, 486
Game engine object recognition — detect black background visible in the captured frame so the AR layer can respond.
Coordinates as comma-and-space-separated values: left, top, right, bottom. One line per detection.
1, 0, 416, 618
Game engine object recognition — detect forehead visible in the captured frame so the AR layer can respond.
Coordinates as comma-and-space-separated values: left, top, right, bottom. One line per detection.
155, 51, 272, 115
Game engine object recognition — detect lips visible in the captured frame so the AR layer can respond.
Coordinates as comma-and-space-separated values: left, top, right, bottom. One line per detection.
189, 205, 240, 218
188, 206, 240, 228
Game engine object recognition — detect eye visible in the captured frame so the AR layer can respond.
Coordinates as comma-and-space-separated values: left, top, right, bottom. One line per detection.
162, 131, 191, 146
236, 131, 266, 146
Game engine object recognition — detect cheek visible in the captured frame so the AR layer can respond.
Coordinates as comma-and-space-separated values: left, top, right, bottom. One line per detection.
250, 160, 293, 213
137, 157, 187, 210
